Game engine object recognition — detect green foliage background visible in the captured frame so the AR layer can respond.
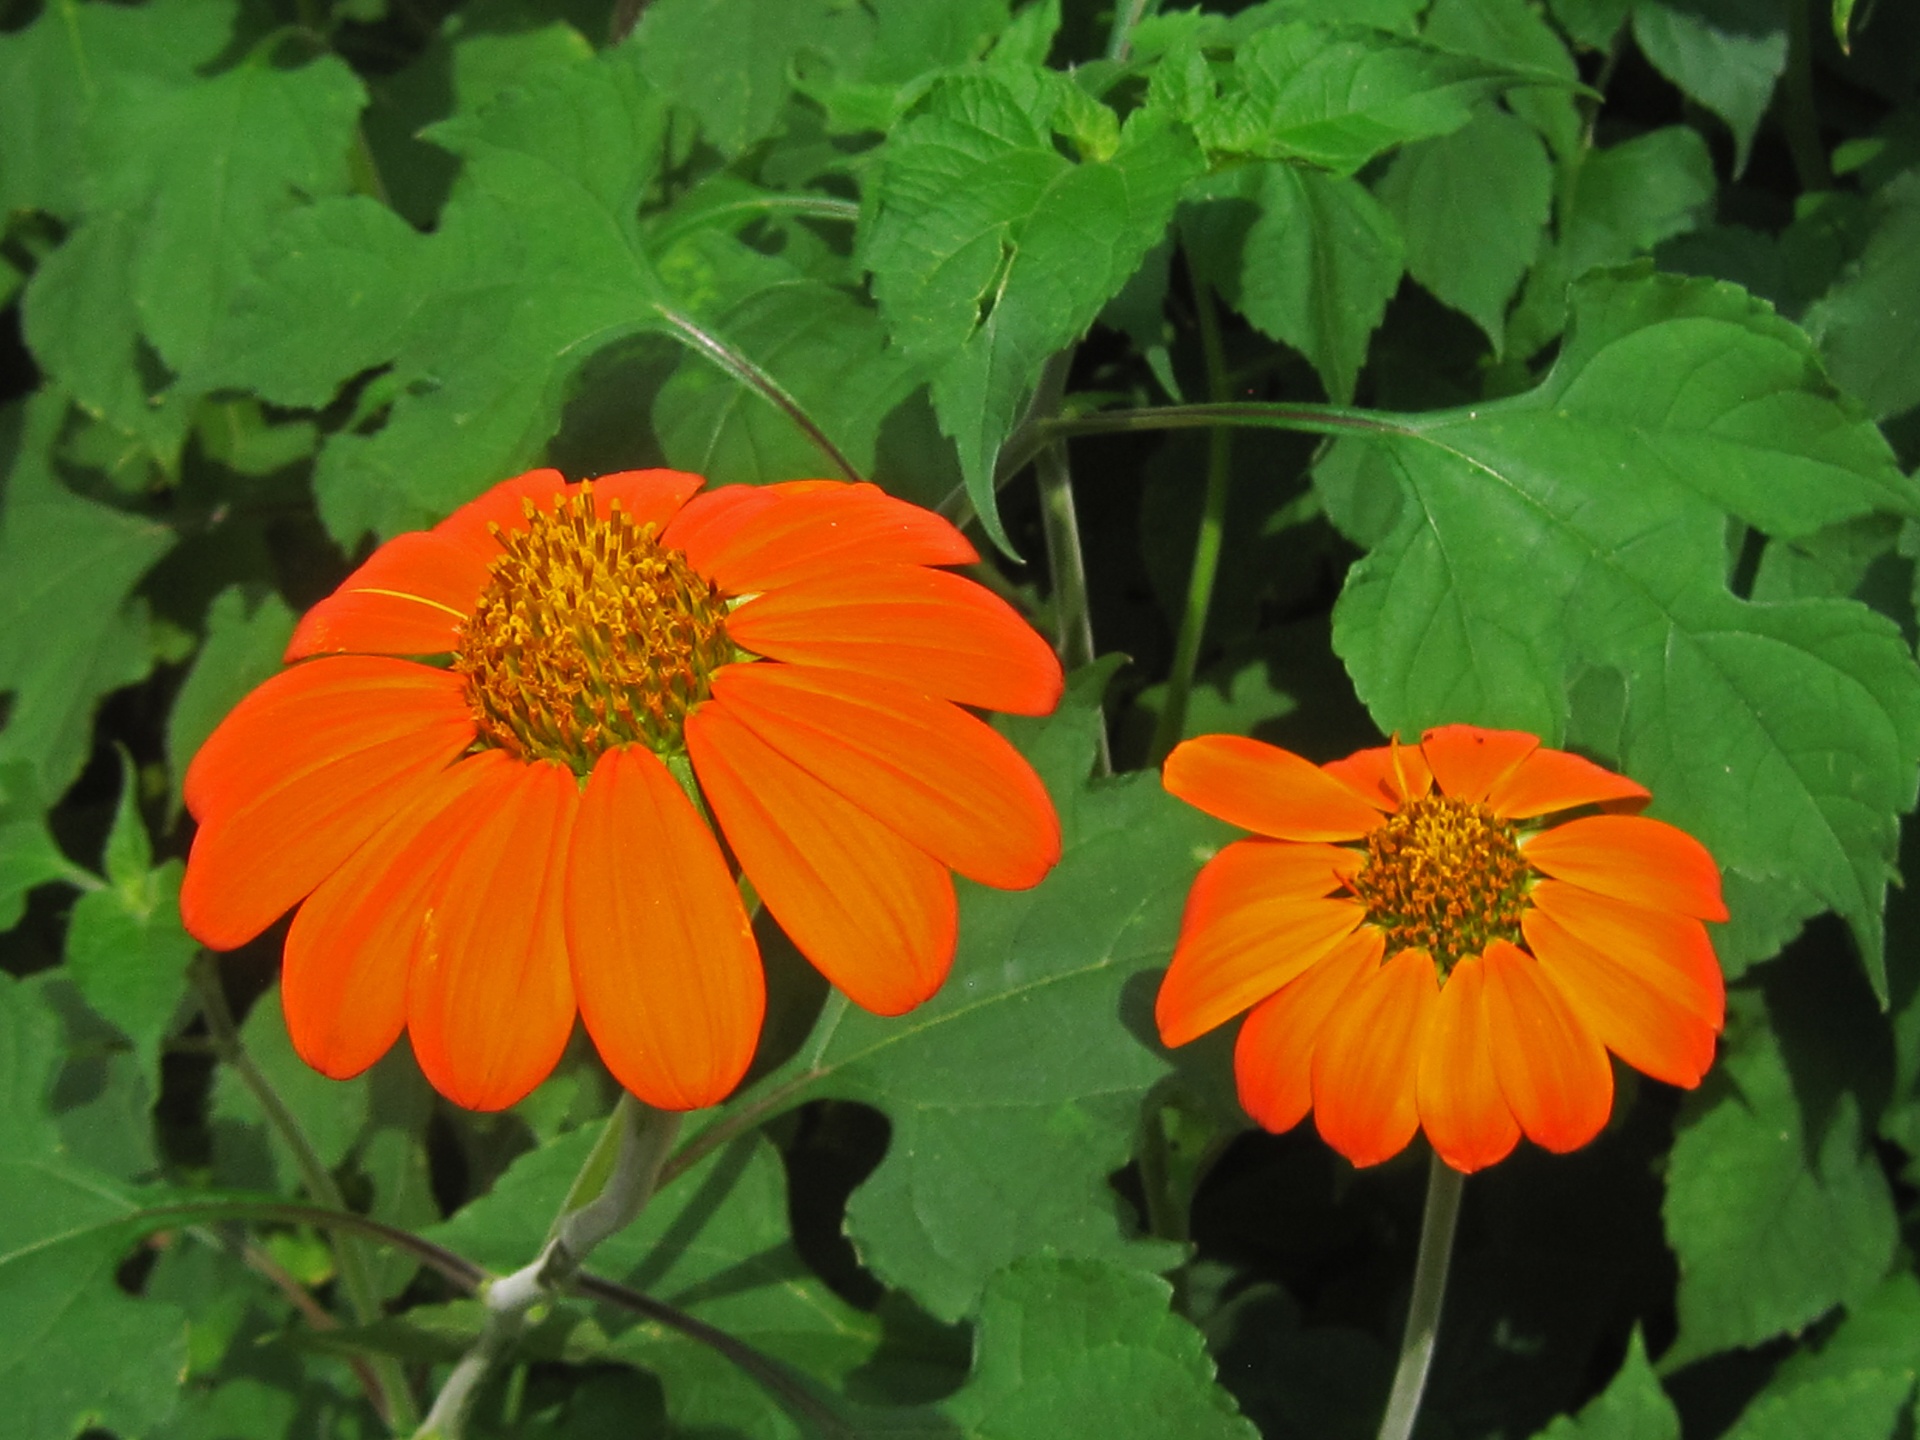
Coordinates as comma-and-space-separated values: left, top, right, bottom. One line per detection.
4, 0, 1920, 1434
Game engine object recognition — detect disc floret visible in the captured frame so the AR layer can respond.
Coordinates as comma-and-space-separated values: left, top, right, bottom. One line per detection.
1348, 794, 1531, 971
455, 486, 733, 770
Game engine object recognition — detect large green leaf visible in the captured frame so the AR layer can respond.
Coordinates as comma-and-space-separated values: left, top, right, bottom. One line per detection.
861, 68, 1200, 549
1328, 270, 1920, 991
0, 0, 233, 223
632, 0, 836, 157
1663, 968, 1898, 1367
0, 394, 175, 798
0, 973, 187, 1440
21, 46, 365, 462
708, 670, 1214, 1322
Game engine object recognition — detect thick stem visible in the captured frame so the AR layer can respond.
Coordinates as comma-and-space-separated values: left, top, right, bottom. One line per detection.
1106, 0, 1157, 61
1150, 272, 1234, 764
189, 955, 421, 1433
1374, 1154, 1466, 1440
415, 1094, 681, 1438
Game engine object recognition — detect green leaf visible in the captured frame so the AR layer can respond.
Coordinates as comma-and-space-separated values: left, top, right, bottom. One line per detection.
0, 392, 176, 798
937, 1258, 1256, 1439
1377, 104, 1553, 352
21, 210, 194, 458
1184, 21, 1531, 174
147, 1377, 300, 1440
1719, 1370, 1913, 1440
192, 197, 430, 411
1329, 270, 1920, 990
1833, 0, 1860, 48
64, 756, 196, 1086
862, 70, 1199, 550
1549, 0, 1632, 49
166, 587, 296, 815
1424, 0, 1582, 160
32, 973, 161, 1183
1631, 0, 1788, 171
1663, 972, 1898, 1367
651, 241, 924, 484
0, 0, 233, 223
634, 0, 835, 157
1805, 170, 1920, 422
1509, 126, 1715, 358
0, 762, 81, 933
1190, 163, 1404, 402
211, 985, 370, 1195
0, 973, 187, 1440
1531, 1331, 1677, 1439
313, 49, 675, 542
714, 670, 1213, 1322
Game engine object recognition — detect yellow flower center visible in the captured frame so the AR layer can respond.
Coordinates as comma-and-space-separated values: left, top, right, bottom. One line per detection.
1348, 794, 1531, 971
454, 486, 733, 771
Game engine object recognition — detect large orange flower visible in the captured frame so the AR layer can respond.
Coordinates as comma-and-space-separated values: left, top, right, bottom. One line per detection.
181, 469, 1063, 1112
1157, 726, 1726, 1172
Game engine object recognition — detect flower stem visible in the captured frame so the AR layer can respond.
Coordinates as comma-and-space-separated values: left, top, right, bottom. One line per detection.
1149, 271, 1234, 764
1375, 1153, 1465, 1440
189, 954, 422, 1433
415, 1093, 681, 1438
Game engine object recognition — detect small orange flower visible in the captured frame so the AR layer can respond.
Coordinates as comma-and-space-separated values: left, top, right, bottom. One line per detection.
181, 469, 1063, 1112
1157, 726, 1726, 1172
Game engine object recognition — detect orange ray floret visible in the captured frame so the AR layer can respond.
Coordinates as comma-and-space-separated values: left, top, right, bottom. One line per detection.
181, 468, 1064, 1113
1157, 725, 1728, 1173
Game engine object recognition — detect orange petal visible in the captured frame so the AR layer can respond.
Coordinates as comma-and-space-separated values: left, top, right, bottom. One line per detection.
1157, 893, 1364, 1047
1321, 742, 1433, 811
728, 565, 1064, 716
1523, 911, 1719, 1087
1523, 815, 1728, 921
1480, 938, 1613, 1152
1419, 725, 1539, 803
285, 531, 489, 660
1233, 928, 1383, 1133
1181, 840, 1364, 934
1416, 955, 1520, 1173
585, 468, 705, 531
180, 661, 475, 949
1163, 735, 1387, 841
1483, 746, 1650, 819
708, 665, 1060, 890
689, 705, 955, 1016
666, 482, 978, 592
1527, 880, 1724, 1030
567, 745, 765, 1110
283, 751, 512, 1080
405, 758, 580, 1112
1311, 947, 1439, 1167
429, 468, 570, 561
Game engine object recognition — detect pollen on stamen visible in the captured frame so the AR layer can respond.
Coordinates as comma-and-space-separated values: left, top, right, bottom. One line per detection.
1347, 794, 1531, 971
453, 484, 734, 771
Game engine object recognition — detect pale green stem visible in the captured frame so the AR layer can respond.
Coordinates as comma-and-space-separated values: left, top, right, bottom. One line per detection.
190, 955, 421, 1433
414, 1094, 682, 1438
1106, 0, 1158, 60
1374, 1154, 1466, 1440
1149, 272, 1234, 764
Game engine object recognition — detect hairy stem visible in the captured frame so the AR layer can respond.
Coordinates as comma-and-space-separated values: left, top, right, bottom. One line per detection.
189, 955, 421, 1432
415, 1094, 681, 1438
1150, 271, 1234, 763
1374, 1154, 1466, 1440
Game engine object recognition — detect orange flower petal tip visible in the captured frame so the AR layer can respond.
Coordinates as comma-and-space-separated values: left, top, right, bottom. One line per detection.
1157, 722, 1726, 1172
181, 469, 1062, 1112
